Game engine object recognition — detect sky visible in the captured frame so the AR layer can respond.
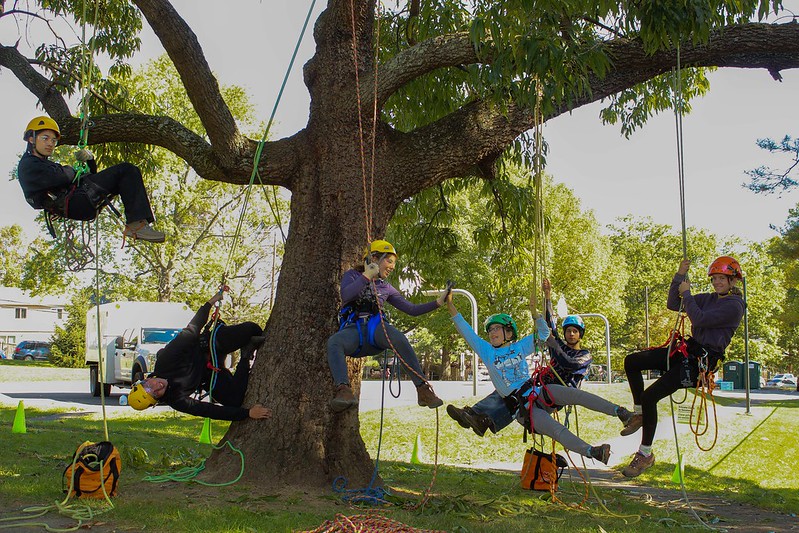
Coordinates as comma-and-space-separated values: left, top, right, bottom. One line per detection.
1, 1, 797, 245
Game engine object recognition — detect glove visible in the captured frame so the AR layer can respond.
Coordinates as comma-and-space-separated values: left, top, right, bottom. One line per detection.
61, 165, 76, 179
75, 149, 95, 162
436, 280, 455, 306
364, 261, 380, 280
535, 316, 551, 342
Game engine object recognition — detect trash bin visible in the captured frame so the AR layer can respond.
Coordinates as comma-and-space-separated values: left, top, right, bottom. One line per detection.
747, 361, 761, 390
722, 361, 744, 389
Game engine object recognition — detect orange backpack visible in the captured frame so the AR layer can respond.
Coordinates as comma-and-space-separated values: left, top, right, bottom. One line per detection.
63, 441, 122, 499
520, 448, 567, 491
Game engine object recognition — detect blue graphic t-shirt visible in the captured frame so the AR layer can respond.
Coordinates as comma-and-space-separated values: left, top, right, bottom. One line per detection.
451, 313, 537, 397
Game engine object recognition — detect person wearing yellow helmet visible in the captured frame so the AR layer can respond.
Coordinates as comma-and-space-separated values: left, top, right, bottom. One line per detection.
327, 239, 447, 412
128, 289, 271, 421
621, 257, 745, 477
18, 115, 165, 242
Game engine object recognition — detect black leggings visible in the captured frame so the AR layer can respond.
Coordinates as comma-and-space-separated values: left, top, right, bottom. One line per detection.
624, 347, 698, 446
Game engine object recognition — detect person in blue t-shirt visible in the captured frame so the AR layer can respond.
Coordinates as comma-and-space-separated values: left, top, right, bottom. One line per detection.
445, 280, 633, 464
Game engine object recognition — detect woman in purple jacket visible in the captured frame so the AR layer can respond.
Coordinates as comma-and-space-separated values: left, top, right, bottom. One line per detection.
621, 256, 745, 477
327, 240, 446, 412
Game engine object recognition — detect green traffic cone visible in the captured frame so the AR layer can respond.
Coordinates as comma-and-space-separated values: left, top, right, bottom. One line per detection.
410, 434, 424, 464
12, 400, 26, 434
671, 457, 684, 484
199, 417, 212, 444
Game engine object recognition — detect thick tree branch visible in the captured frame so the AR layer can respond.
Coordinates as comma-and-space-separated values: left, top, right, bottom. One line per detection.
132, 0, 243, 160
377, 32, 477, 105
82, 114, 300, 186
0, 44, 71, 119
390, 22, 799, 200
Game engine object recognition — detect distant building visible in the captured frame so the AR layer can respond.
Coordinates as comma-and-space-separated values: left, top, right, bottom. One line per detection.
0, 287, 67, 356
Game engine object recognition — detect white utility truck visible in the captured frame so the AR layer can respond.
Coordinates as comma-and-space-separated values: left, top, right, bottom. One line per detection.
85, 301, 195, 396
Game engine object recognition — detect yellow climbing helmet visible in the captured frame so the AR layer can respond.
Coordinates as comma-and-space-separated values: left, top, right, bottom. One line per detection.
128, 380, 158, 411
24, 116, 61, 141
368, 240, 397, 257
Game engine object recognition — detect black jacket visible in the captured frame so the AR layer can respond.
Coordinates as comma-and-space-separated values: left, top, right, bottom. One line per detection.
17, 152, 97, 209
153, 303, 249, 421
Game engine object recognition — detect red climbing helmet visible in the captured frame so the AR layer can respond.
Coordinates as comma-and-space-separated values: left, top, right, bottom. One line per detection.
707, 256, 743, 280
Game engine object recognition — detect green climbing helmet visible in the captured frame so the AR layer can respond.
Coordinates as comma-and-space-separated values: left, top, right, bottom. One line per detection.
484, 313, 518, 340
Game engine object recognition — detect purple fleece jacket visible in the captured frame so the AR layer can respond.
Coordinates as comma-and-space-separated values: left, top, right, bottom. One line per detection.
667, 273, 745, 353
340, 269, 439, 316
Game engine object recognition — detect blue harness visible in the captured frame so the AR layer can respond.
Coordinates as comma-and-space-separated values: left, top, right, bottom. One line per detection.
338, 306, 383, 356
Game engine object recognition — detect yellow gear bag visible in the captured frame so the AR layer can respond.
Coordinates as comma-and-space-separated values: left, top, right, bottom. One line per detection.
62, 441, 122, 499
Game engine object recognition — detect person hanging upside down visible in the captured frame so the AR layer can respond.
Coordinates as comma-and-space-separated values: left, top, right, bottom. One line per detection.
445, 280, 633, 465
17, 116, 165, 242
127, 290, 271, 421
621, 256, 745, 477
327, 240, 446, 412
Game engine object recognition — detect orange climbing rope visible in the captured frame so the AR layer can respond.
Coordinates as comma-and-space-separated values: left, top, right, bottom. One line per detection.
689, 361, 719, 451
345, 0, 441, 509
299, 513, 447, 533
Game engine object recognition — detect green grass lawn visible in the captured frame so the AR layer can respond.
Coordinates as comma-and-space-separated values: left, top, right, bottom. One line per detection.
1, 384, 797, 532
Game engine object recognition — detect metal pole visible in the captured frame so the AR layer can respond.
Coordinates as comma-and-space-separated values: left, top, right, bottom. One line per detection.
743, 277, 751, 415
422, 288, 479, 395
578, 313, 612, 384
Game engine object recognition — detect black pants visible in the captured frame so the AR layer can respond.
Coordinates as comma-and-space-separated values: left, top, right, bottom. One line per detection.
624, 347, 698, 446
65, 163, 154, 224
206, 322, 262, 406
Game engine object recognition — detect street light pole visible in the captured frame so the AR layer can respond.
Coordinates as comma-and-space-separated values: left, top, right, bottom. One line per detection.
422, 287, 479, 395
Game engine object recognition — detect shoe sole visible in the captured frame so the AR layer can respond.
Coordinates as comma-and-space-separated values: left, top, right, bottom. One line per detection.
620, 416, 643, 436
419, 399, 444, 409
446, 405, 471, 428
329, 399, 358, 413
591, 445, 611, 465
446, 405, 486, 436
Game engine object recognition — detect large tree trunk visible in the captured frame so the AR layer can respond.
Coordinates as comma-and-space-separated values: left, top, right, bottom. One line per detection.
213, 0, 395, 487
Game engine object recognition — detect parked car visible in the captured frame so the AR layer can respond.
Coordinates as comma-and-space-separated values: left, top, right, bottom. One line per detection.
13, 340, 52, 362
766, 374, 797, 388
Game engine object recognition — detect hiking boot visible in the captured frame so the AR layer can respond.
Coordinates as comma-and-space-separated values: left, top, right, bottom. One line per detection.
123, 220, 166, 243
446, 404, 472, 429
243, 336, 266, 360
416, 383, 444, 409
446, 404, 492, 437
590, 443, 611, 465
622, 451, 655, 478
329, 384, 358, 413
620, 412, 643, 436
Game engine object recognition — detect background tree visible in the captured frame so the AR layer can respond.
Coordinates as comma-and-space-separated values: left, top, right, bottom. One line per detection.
0, 225, 28, 287
747, 135, 799, 373
607, 217, 721, 354
2, 0, 799, 487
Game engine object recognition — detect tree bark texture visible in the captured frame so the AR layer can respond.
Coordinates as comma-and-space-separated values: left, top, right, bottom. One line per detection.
3, 0, 799, 488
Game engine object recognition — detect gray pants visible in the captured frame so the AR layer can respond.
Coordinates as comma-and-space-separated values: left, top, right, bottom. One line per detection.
518, 384, 618, 457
